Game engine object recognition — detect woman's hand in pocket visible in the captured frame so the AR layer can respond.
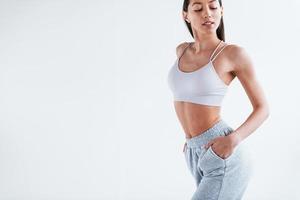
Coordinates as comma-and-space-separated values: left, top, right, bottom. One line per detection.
203, 134, 238, 159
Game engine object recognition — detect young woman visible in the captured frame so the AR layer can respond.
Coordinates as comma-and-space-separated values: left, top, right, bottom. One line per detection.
167, 0, 270, 199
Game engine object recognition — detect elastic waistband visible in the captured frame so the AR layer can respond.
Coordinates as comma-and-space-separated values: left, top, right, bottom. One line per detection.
185, 119, 234, 149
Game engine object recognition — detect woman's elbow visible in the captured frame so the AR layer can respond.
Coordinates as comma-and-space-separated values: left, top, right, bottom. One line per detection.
254, 103, 270, 120
261, 104, 270, 120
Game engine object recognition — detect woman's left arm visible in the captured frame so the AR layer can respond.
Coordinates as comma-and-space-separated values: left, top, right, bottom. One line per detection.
227, 45, 270, 147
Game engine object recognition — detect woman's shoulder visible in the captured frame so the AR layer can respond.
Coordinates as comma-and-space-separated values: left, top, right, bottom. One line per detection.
175, 42, 190, 58
223, 42, 247, 59
223, 43, 254, 71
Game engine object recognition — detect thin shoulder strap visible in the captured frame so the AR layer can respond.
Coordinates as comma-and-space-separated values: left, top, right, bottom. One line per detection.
211, 42, 228, 62
178, 42, 192, 60
209, 40, 223, 61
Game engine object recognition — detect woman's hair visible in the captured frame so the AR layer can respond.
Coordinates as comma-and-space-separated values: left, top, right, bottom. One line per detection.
182, 0, 225, 41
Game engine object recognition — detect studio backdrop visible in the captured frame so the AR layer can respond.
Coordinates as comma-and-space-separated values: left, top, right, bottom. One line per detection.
0, 0, 299, 199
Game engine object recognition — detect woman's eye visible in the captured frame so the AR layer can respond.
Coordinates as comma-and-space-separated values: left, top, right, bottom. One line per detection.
194, 7, 217, 12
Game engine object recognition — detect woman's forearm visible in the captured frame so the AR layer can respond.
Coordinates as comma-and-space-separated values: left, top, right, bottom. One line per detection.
228, 105, 270, 147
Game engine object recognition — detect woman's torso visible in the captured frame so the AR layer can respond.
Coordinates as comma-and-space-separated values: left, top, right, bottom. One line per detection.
169, 41, 236, 138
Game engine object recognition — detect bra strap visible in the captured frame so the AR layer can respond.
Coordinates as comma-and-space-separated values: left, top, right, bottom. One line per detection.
209, 40, 222, 60
211, 42, 228, 62
209, 40, 223, 61
178, 42, 192, 60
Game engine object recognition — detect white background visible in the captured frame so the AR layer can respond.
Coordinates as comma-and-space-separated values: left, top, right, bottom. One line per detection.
0, 0, 299, 199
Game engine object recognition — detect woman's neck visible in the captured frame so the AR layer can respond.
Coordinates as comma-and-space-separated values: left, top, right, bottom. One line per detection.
192, 35, 221, 53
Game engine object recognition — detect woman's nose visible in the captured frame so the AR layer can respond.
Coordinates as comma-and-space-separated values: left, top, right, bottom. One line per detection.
203, 8, 212, 18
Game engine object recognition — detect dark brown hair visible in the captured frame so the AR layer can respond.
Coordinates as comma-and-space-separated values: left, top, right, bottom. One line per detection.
182, 0, 225, 41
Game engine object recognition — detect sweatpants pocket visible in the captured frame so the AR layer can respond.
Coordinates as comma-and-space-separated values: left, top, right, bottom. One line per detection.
199, 147, 225, 176
208, 145, 234, 162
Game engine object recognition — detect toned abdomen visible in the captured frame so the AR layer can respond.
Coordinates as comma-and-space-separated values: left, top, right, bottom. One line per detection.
174, 101, 222, 138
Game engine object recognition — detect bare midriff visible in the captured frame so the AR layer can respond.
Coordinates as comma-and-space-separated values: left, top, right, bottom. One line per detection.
174, 101, 222, 139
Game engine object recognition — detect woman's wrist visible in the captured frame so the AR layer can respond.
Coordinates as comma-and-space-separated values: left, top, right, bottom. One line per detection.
228, 131, 242, 147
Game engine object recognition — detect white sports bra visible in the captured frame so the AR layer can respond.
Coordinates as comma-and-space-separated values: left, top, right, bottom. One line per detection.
167, 40, 229, 106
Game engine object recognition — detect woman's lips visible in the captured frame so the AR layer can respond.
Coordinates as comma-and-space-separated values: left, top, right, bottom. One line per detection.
202, 21, 214, 25
202, 22, 214, 27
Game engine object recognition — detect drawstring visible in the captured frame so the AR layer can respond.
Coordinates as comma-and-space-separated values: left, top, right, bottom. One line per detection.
183, 142, 187, 152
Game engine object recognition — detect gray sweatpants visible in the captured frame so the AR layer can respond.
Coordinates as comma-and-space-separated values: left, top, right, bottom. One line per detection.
183, 119, 253, 200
